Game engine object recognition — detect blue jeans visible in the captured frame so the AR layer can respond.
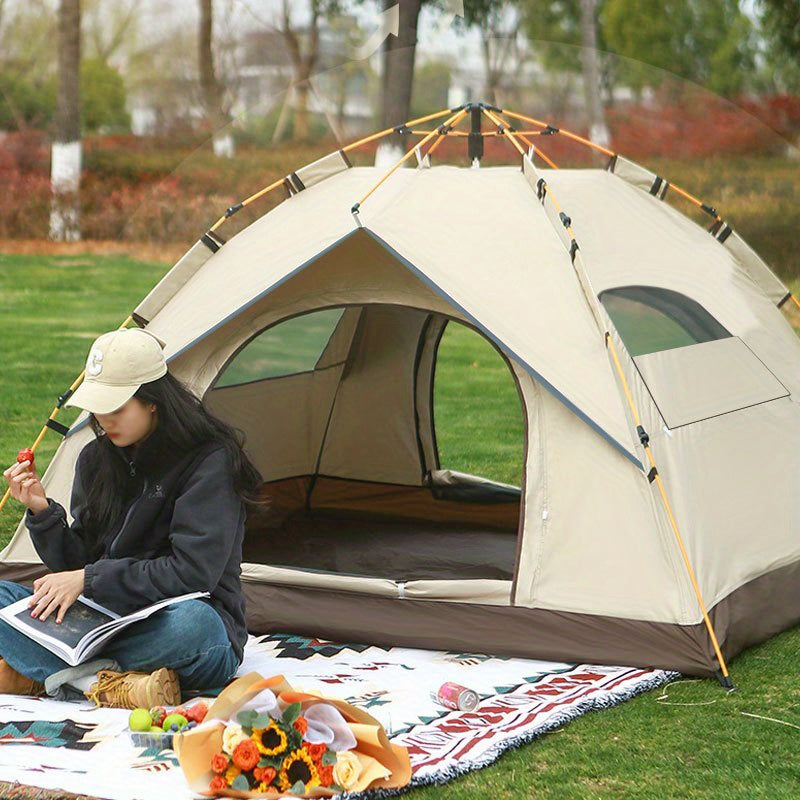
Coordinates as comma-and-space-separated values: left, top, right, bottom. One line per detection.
0, 580, 240, 694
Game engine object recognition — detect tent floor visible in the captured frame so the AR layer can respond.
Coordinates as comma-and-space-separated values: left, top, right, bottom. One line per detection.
243, 510, 518, 581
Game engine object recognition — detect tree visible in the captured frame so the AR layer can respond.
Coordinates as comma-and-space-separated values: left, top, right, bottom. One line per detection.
50, 0, 81, 242
199, 0, 234, 156
277, 0, 328, 141
579, 0, 609, 145
461, 1, 523, 107
0, 0, 58, 130
757, 0, 800, 92
82, 0, 138, 66
758, 0, 800, 56
242, 0, 341, 143
379, 0, 423, 134
410, 59, 451, 120
602, 0, 756, 97
81, 58, 129, 132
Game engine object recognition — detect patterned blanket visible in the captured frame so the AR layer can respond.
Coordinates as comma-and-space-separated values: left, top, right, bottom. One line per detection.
0, 633, 677, 798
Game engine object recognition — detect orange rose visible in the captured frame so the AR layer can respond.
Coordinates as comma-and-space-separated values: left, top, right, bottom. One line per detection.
318, 764, 334, 787
303, 742, 326, 762
209, 774, 227, 791
232, 738, 260, 771
254, 765, 277, 784
293, 716, 308, 736
211, 752, 229, 774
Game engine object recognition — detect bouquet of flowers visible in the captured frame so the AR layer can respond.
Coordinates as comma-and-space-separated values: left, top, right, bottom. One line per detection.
174, 672, 411, 798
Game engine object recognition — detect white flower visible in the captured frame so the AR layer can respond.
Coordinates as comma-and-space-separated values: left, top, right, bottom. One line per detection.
332, 750, 363, 790
221, 722, 249, 755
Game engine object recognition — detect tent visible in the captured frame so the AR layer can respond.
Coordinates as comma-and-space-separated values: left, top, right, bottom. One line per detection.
3, 103, 799, 683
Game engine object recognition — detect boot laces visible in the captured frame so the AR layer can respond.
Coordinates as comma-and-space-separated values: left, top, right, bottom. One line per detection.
84, 670, 142, 708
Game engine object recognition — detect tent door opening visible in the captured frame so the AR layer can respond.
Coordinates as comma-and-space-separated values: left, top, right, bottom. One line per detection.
204, 304, 527, 587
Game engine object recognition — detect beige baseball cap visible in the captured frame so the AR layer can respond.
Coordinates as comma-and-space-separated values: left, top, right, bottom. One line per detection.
66, 328, 168, 414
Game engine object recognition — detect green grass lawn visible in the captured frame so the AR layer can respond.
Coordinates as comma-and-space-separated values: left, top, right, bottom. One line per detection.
1, 253, 800, 798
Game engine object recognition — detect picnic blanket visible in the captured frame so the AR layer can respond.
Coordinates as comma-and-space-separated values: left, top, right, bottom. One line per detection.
0, 633, 677, 798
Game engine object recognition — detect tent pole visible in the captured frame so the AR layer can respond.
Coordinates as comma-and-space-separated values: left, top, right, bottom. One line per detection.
424, 110, 471, 161
606, 334, 735, 689
350, 106, 470, 215
500, 108, 740, 235
0, 315, 136, 517
482, 106, 605, 332
485, 105, 735, 687
500, 108, 615, 157
207, 108, 461, 235
483, 108, 559, 169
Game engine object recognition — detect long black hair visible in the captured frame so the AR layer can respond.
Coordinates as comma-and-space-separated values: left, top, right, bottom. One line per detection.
81, 372, 262, 546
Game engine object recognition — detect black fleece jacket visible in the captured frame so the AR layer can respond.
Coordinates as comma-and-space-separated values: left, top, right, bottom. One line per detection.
25, 429, 248, 663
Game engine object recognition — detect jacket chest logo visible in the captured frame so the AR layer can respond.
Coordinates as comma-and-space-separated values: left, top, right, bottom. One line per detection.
148, 483, 165, 499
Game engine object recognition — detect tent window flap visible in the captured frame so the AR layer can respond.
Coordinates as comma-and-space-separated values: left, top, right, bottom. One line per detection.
633, 337, 789, 428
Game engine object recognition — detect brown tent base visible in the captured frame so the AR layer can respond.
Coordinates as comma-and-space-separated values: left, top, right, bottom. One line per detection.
1, 556, 798, 679
242, 557, 800, 679
1, 557, 799, 678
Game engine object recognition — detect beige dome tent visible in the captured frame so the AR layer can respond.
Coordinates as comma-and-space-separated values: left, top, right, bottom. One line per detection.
3, 104, 799, 684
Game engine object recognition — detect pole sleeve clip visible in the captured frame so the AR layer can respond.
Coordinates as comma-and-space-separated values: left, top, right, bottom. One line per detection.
225, 202, 243, 218
57, 388, 74, 408
559, 211, 571, 228
636, 425, 650, 446
647, 466, 658, 483
46, 419, 70, 437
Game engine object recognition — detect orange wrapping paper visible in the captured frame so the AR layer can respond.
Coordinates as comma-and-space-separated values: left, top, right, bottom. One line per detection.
174, 673, 411, 798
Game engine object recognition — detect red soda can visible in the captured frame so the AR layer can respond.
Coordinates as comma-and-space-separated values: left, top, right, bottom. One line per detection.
431, 682, 479, 711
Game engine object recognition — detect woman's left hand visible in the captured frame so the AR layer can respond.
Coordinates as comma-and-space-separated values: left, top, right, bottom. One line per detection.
29, 570, 85, 623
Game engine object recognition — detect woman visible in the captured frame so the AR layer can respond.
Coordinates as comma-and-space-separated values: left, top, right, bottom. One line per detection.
1, 327, 261, 708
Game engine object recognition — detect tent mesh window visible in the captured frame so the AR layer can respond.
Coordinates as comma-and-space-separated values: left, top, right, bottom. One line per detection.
208, 305, 524, 583
599, 286, 731, 357
215, 308, 345, 387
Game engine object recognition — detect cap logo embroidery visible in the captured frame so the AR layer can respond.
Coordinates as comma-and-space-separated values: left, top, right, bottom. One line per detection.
86, 347, 104, 376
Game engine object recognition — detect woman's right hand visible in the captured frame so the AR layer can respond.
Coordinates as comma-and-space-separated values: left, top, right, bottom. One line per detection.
3, 460, 48, 515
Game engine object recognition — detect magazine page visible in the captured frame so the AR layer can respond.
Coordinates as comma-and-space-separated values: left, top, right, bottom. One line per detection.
0, 591, 209, 667
0, 596, 118, 665
78, 591, 209, 650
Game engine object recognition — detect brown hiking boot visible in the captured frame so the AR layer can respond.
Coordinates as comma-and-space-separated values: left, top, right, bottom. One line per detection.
0, 658, 45, 697
84, 667, 180, 709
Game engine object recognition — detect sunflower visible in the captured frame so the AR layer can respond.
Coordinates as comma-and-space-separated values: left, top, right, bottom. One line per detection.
251, 720, 288, 756
278, 748, 321, 792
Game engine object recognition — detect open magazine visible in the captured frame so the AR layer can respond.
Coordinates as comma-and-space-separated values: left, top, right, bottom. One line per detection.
0, 591, 209, 667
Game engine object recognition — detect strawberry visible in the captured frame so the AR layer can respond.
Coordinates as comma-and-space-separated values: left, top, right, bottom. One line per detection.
149, 706, 167, 727
16, 448, 34, 465
184, 701, 208, 724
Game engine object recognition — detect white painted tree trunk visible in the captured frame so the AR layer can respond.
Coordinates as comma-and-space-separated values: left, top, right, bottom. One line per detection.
374, 141, 404, 169
212, 131, 235, 158
580, 0, 611, 149
49, 140, 82, 242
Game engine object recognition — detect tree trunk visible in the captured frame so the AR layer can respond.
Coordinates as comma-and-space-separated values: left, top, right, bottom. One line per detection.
198, 0, 233, 157
294, 73, 311, 141
50, 0, 81, 242
579, 0, 610, 149
379, 0, 422, 138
